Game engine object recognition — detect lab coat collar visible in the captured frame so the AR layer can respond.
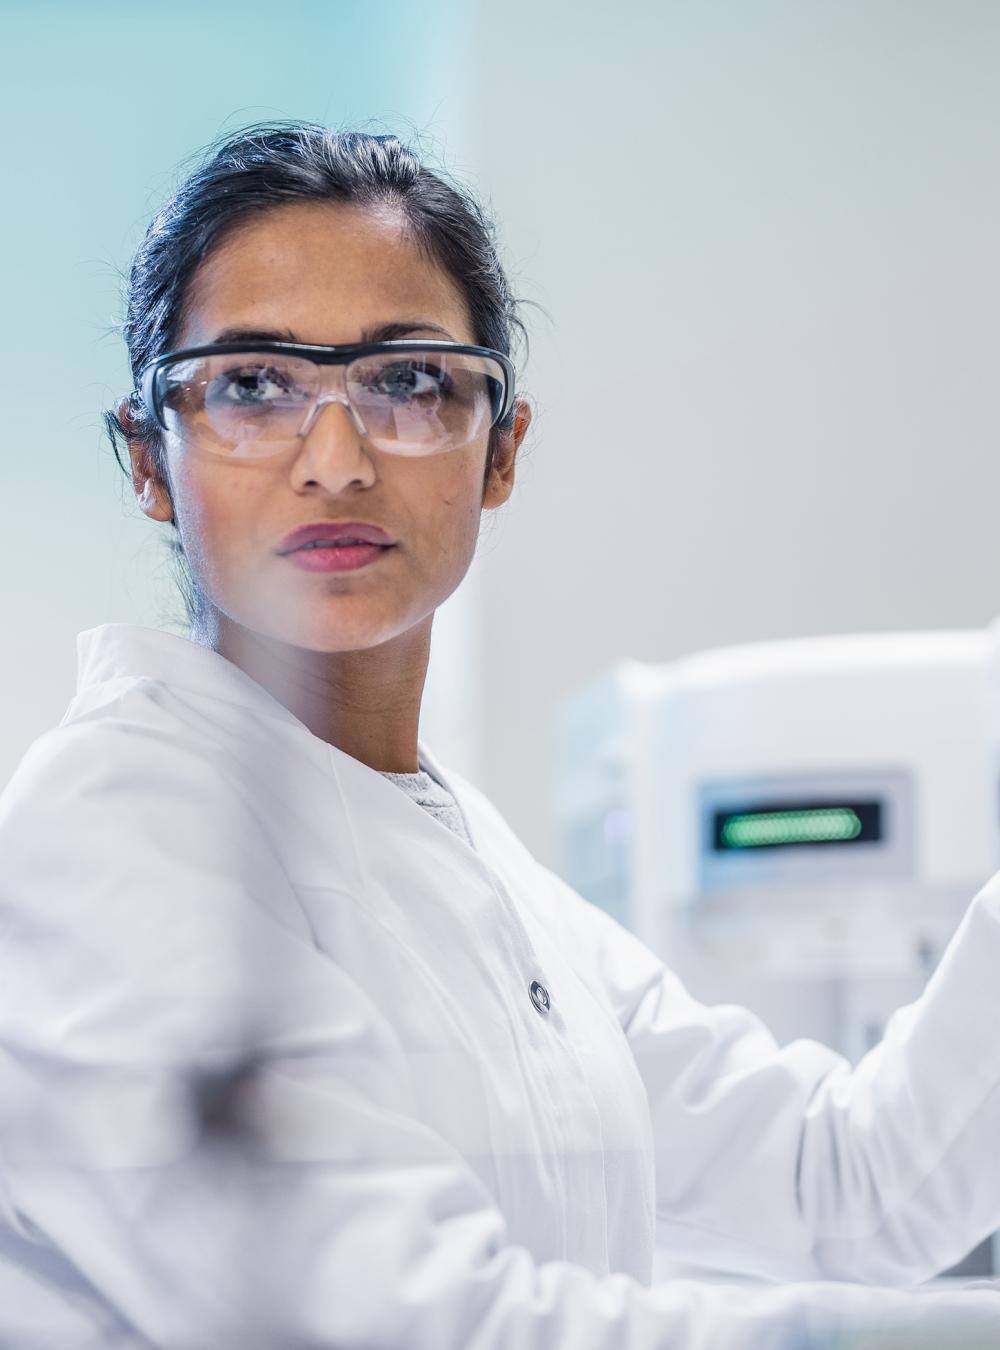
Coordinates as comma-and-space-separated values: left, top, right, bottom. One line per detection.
74, 623, 475, 847
76, 623, 303, 730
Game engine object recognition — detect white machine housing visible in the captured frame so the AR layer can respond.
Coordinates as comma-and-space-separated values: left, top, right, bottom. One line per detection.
555, 629, 1000, 1060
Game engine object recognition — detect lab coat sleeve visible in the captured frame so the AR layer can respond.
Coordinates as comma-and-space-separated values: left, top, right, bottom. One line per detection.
2, 723, 999, 1350
535, 863, 1000, 1286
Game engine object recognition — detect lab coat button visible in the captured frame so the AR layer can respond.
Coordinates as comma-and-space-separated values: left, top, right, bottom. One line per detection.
529, 980, 551, 1015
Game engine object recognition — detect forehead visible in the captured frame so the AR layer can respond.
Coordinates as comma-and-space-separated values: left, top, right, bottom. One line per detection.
178, 200, 475, 347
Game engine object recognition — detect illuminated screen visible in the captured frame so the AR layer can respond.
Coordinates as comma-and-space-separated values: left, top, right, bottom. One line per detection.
712, 800, 883, 852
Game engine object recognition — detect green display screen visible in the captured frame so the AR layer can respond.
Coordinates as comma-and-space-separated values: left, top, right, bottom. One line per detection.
712, 801, 882, 851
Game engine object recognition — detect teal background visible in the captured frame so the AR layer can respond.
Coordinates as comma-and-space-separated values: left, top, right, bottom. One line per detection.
0, 0, 477, 778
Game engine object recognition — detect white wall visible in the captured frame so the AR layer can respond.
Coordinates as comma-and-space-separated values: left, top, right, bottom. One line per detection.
470, 0, 1000, 865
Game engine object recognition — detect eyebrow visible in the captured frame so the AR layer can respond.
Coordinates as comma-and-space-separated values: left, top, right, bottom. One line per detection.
206, 321, 459, 345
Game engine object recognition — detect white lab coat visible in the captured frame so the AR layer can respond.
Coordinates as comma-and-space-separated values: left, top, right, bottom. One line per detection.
0, 622, 999, 1349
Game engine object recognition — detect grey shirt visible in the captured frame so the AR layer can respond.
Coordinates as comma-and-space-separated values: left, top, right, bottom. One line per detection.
379, 762, 474, 847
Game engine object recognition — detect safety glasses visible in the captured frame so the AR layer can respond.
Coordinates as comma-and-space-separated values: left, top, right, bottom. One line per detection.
138, 340, 516, 459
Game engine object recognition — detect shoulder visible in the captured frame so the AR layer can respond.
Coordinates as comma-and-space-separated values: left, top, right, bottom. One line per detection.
0, 704, 332, 1070
0, 704, 304, 963
1, 706, 254, 852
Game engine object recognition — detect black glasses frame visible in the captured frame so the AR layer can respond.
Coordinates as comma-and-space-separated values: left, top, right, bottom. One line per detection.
138, 339, 517, 432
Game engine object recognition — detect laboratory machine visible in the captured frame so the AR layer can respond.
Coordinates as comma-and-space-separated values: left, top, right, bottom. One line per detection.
555, 626, 1000, 1276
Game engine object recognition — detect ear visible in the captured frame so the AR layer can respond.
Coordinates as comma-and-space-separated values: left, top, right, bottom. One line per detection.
119, 398, 174, 523
482, 398, 532, 511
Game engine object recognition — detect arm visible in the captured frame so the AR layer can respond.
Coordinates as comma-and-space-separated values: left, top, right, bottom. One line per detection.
2, 724, 998, 1348
537, 865, 1000, 1285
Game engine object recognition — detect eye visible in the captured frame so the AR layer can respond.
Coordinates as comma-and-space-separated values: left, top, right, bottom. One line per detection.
209, 364, 306, 407
366, 361, 454, 401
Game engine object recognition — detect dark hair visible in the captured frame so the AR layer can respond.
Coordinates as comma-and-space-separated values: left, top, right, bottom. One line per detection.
106, 121, 527, 630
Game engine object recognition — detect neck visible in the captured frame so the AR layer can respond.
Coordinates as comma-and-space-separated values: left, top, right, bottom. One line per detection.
195, 611, 430, 774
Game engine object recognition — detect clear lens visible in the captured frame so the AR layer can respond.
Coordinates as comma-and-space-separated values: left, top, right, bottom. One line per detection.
345, 350, 502, 455
158, 353, 320, 459
155, 347, 506, 458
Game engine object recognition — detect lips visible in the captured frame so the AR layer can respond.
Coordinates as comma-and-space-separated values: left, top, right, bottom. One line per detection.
277, 521, 396, 554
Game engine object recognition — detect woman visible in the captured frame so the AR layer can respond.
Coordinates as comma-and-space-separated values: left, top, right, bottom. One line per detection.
0, 123, 999, 1349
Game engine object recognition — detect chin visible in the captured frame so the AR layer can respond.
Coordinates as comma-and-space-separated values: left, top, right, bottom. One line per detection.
271, 612, 404, 655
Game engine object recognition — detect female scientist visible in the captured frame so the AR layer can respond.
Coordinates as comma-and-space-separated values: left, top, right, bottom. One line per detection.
0, 123, 999, 1349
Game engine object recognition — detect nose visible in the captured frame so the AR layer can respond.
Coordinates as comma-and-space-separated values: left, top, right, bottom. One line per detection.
289, 398, 376, 493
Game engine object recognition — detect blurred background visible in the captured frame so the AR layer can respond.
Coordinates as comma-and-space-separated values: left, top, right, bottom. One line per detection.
3, 0, 1000, 872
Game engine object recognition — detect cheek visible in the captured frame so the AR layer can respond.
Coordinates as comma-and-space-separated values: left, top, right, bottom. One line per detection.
167, 455, 262, 580
415, 451, 488, 558
433, 442, 489, 513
